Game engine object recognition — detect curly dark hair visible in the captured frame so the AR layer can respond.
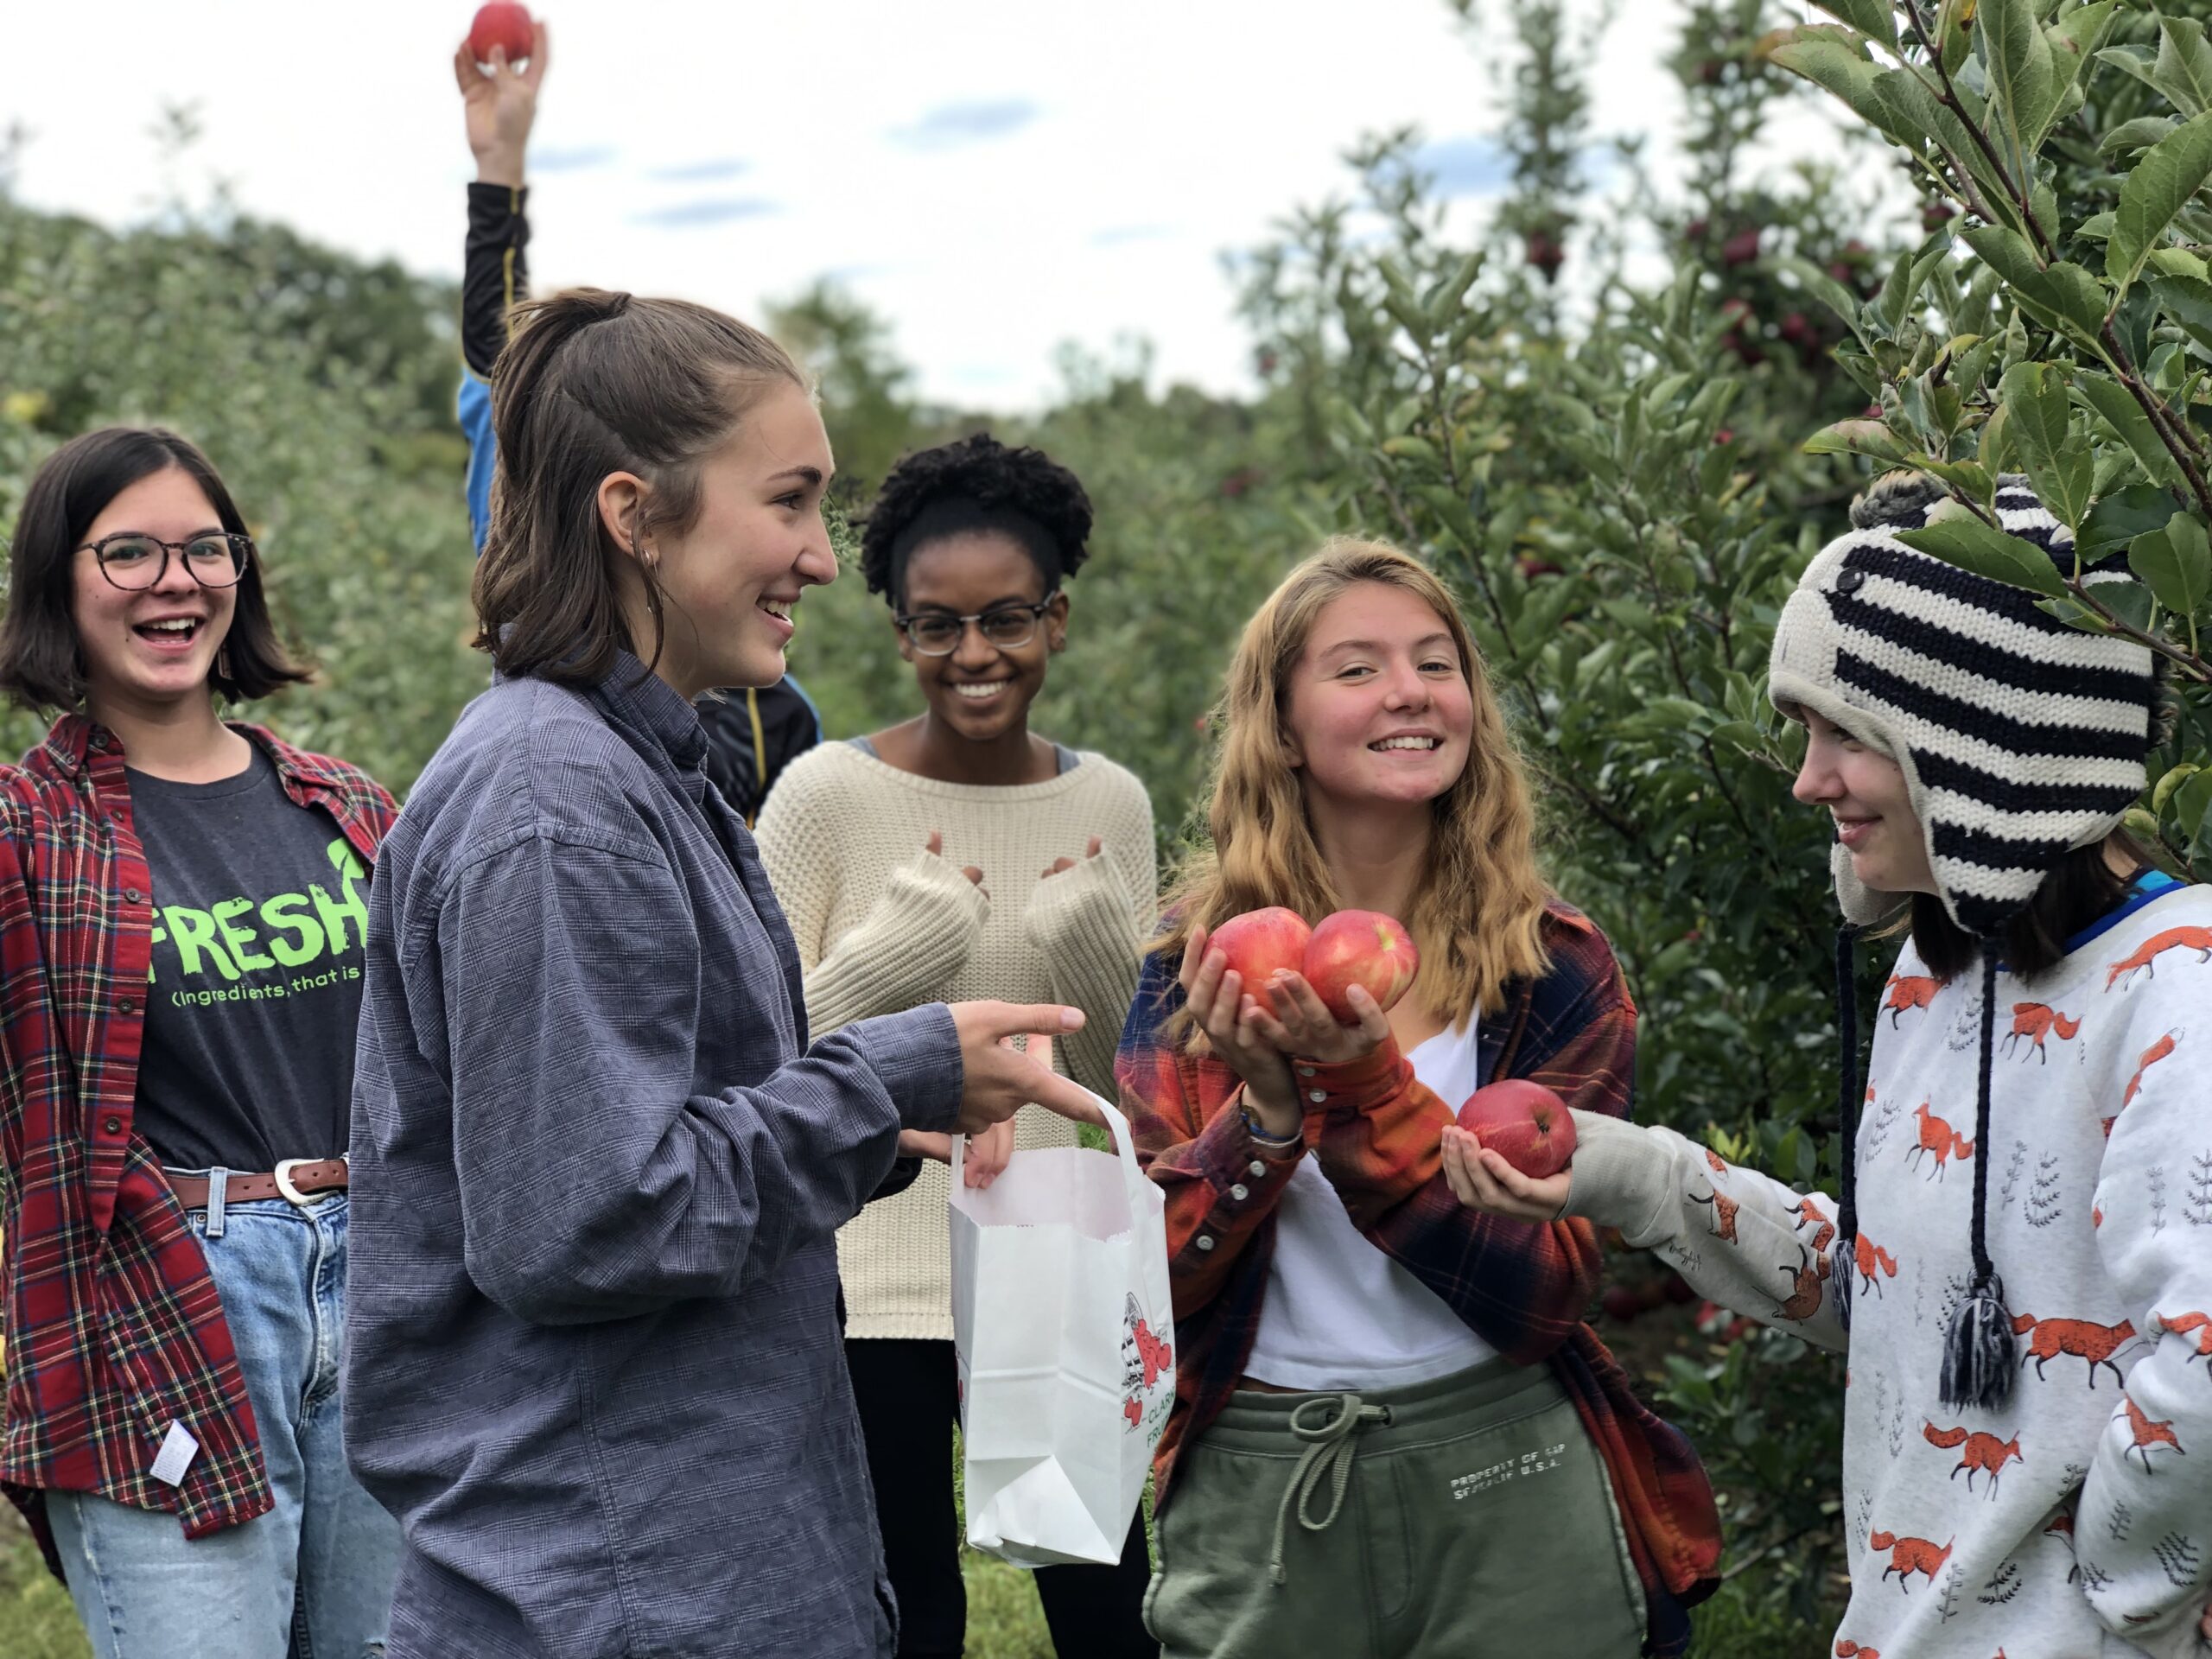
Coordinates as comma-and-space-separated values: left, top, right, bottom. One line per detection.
860, 431, 1094, 603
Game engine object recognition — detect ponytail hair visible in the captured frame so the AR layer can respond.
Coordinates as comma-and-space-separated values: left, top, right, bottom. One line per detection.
473, 287, 807, 685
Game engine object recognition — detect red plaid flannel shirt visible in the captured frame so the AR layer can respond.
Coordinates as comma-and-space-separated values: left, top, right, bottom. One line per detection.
1117, 900, 1721, 1656
0, 715, 395, 1554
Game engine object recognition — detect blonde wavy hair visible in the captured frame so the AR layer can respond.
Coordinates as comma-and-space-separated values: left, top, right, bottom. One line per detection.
1156, 538, 1551, 1040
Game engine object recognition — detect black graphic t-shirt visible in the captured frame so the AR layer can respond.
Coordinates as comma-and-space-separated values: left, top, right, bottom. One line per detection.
130, 747, 365, 1171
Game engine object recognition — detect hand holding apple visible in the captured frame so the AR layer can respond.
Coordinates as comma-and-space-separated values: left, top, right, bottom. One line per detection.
1178, 920, 1300, 1135
1209, 906, 1311, 988
454, 6, 548, 189
1457, 1080, 1576, 1178
1237, 966, 1389, 1068
1440, 1124, 1571, 1223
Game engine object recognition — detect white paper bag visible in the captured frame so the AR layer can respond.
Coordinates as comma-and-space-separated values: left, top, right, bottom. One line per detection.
949, 1087, 1175, 1569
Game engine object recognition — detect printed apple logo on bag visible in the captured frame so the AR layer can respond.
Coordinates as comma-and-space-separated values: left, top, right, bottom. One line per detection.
1121, 1294, 1174, 1439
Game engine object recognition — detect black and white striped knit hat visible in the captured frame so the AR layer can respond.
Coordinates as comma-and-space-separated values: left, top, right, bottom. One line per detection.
1767, 472, 2159, 1410
1769, 471, 2156, 931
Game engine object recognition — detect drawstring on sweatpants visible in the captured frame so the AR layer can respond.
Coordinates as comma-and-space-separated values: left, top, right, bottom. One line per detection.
1268, 1394, 1392, 1586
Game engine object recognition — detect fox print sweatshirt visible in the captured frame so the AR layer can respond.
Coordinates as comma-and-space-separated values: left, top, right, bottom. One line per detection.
1566, 883, 2212, 1658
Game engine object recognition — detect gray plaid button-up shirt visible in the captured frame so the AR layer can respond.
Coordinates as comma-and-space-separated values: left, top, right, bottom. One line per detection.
346, 658, 961, 1658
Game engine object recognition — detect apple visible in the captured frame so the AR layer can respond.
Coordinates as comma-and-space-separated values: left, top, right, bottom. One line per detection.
1600, 1285, 1642, 1324
469, 2, 535, 66
1208, 907, 1312, 991
1455, 1079, 1576, 1180
1302, 909, 1419, 1023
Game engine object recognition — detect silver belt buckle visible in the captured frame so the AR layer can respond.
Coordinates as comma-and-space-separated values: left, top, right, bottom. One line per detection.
273, 1158, 321, 1207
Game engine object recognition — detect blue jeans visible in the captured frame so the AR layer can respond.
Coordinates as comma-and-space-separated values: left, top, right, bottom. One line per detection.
47, 1185, 400, 1659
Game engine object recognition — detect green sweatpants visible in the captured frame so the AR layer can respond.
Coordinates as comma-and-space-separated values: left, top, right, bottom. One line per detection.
1144, 1358, 1647, 1659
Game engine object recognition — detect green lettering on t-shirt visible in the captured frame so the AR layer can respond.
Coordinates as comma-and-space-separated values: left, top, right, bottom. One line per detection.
162, 906, 238, 982
309, 838, 369, 956
211, 896, 276, 974
261, 893, 325, 969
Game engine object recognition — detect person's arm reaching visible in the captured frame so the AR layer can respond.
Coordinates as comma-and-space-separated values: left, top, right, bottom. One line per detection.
453, 25, 543, 551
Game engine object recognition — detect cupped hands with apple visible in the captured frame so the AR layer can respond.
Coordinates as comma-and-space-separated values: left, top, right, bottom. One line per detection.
1440, 1084, 1579, 1223
1178, 912, 1395, 1142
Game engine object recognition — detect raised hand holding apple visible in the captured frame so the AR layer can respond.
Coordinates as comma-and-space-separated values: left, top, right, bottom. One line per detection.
454, 6, 549, 190
1238, 964, 1389, 1069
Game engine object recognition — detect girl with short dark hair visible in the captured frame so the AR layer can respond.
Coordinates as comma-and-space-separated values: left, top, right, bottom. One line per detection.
0, 424, 403, 1659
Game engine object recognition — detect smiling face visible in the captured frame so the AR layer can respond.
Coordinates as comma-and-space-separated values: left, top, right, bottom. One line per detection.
1791, 705, 1937, 895
894, 530, 1065, 743
1281, 582, 1474, 814
71, 466, 236, 720
640, 381, 838, 699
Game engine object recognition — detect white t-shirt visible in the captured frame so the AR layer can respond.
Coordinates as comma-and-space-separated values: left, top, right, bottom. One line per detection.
1243, 1020, 1498, 1390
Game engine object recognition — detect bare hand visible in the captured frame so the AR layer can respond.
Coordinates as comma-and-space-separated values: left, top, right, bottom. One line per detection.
1041, 835, 1105, 880
454, 21, 550, 188
1440, 1126, 1570, 1222
925, 830, 987, 899
898, 1129, 951, 1165
961, 1115, 1017, 1189
1178, 922, 1298, 1133
1241, 969, 1387, 1067
947, 1002, 1103, 1135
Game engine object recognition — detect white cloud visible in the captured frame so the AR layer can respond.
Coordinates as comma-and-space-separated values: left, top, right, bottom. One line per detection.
0, 0, 1879, 409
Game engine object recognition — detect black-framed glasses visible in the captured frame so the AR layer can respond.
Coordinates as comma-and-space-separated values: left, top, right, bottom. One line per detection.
77, 531, 252, 592
894, 599, 1054, 656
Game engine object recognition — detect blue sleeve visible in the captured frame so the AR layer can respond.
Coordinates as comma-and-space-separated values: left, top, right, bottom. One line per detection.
459, 373, 495, 556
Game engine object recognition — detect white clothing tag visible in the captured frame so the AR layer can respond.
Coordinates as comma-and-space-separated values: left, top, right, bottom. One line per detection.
149, 1421, 199, 1487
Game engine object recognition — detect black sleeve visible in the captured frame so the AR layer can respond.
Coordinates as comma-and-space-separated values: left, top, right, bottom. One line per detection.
754, 682, 823, 810
463, 182, 531, 379
868, 1155, 924, 1205
696, 694, 760, 822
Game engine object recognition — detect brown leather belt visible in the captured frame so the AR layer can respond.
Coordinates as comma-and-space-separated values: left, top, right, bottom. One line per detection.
166, 1159, 349, 1209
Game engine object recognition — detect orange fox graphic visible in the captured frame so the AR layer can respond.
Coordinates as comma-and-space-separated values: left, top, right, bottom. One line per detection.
1703, 1147, 1728, 1177
2121, 1031, 2179, 1110
2122, 1395, 2186, 1471
1868, 1529, 1953, 1591
1834, 1643, 1879, 1658
1853, 1233, 1898, 1296
2160, 1309, 2212, 1369
1883, 974, 1940, 1025
1906, 1103, 1974, 1179
1791, 1196, 1836, 1253
1923, 1421, 2022, 1495
2002, 1001, 2081, 1061
1775, 1244, 1825, 1323
1690, 1188, 1740, 1243
2013, 1314, 2139, 1387
2107, 926, 2212, 991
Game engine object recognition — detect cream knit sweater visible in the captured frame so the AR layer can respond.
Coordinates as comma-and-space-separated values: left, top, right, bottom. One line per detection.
754, 740, 1157, 1340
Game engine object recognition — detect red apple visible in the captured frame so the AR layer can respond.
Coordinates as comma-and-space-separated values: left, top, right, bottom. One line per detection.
1208, 907, 1312, 991
469, 2, 535, 66
1600, 1285, 1642, 1324
1302, 909, 1420, 1023
1455, 1080, 1576, 1180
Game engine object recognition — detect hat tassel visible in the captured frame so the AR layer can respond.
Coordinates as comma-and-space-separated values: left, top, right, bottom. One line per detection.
1939, 947, 2014, 1411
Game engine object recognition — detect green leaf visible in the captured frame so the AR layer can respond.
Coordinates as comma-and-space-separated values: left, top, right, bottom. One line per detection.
1816, 0, 1899, 49
2000, 361, 2094, 528
1802, 418, 1913, 465
2147, 272, 2212, 354
1873, 71, 2024, 229
2049, 3, 2122, 81
1983, 0, 2065, 156
1776, 257, 1866, 337
1961, 226, 2110, 347
2101, 115, 2181, 160
2078, 484, 2183, 559
2071, 372, 2185, 486
1935, 0, 1978, 76
2097, 44, 2160, 96
2107, 110, 2212, 300
1896, 515, 2069, 597
2129, 512, 2212, 616
2154, 16, 2212, 119
1766, 28, 1888, 132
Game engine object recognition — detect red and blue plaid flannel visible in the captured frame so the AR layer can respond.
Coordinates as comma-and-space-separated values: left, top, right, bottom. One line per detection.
0, 715, 394, 1561
1117, 899, 1721, 1656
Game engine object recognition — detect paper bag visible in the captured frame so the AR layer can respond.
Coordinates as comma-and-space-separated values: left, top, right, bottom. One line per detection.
949, 1087, 1175, 1568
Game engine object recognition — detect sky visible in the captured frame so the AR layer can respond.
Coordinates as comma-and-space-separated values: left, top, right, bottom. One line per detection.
0, 0, 1865, 409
